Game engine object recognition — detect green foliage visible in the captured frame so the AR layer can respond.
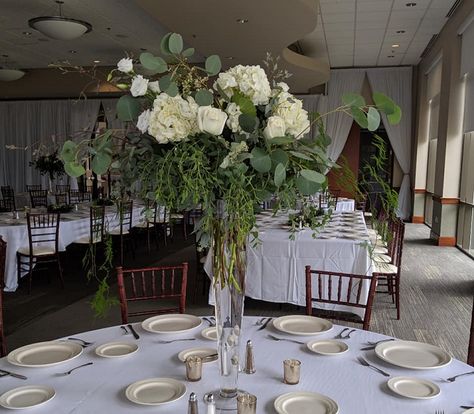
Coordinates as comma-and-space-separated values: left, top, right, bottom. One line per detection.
195, 89, 214, 106
139, 52, 168, 74
116, 95, 140, 121
168, 33, 184, 54
342, 93, 365, 107
250, 147, 272, 173
239, 114, 259, 133
30, 149, 65, 181
274, 163, 286, 187
205, 55, 222, 76
232, 91, 256, 116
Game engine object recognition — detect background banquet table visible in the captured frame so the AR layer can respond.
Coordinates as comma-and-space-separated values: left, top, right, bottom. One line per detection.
246, 211, 373, 319
0, 316, 471, 413
0, 203, 145, 292
335, 198, 355, 212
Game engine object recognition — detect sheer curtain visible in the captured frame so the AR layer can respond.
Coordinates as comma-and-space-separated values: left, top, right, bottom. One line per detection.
367, 67, 413, 220
69, 99, 101, 142
325, 69, 366, 161
296, 94, 326, 140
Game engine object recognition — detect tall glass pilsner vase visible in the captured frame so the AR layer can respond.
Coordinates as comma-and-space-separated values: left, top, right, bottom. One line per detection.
211, 202, 246, 410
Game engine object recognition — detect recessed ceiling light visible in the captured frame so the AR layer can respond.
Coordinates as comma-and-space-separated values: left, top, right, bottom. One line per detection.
68, 49, 77, 54
93, 60, 100, 63
406, 2, 417, 6
226, 56, 234, 60
236, 18, 249, 24
396, 30, 406, 34
392, 44, 400, 48
23, 31, 32, 36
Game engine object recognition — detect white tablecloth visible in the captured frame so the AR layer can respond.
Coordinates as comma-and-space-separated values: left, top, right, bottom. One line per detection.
246, 211, 372, 319
0, 316, 471, 413
0, 204, 144, 292
335, 198, 355, 212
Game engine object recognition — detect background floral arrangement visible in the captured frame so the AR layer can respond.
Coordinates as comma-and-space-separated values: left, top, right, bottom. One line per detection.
60, 32, 400, 312
30, 148, 65, 182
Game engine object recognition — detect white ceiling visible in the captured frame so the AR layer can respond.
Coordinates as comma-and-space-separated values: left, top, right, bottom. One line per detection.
312, 0, 458, 68
0, 0, 460, 85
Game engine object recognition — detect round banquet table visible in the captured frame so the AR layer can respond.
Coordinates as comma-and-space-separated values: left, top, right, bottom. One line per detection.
335, 198, 355, 212
0, 316, 472, 413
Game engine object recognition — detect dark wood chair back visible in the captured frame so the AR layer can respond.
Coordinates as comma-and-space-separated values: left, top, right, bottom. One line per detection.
118, 201, 133, 235
55, 185, 70, 193
27, 213, 60, 254
305, 266, 378, 330
69, 190, 82, 204
117, 262, 188, 324
82, 191, 92, 202
469, 298, 474, 366
26, 185, 42, 192
1, 186, 15, 211
355, 196, 367, 212
90, 206, 105, 243
0, 236, 6, 356
55, 193, 69, 206
29, 190, 48, 208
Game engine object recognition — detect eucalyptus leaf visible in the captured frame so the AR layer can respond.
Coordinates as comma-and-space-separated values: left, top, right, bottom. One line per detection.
387, 105, 402, 125
60, 140, 77, 163
205, 55, 222, 76
342, 93, 365, 108
267, 136, 294, 145
91, 152, 112, 175
239, 114, 259, 133
159, 74, 172, 92
296, 175, 321, 195
168, 33, 183, 54
165, 82, 179, 97
195, 89, 214, 106
64, 161, 85, 178
116, 95, 140, 122
367, 107, 381, 131
182, 48, 195, 58
289, 151, 313, 161
300, 169, 326, 184
232, 91, 256, 116
160, 33, 172, 55
139, 52, 168, 74
271, 148, 289, 166
250, 147, 272, 173
274, 163, 286, 187
373, 92, 397, 115
350, 107, 369, 129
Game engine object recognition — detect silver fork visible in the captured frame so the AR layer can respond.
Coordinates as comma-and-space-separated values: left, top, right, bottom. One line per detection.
56, 362, 93, 376
357, 356, 390, 377
334, 328, 349, 339
267, 334, 305, 345
366, 338, 395, 346
445, 371, 474, 382
361, 338, 395, 350
156, 338, 196, 344
202, 317, 215, 327
254, 317, 267, 326
66, 337, 95, 346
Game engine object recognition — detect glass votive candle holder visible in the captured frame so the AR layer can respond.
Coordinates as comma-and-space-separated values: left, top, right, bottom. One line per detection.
185, 356, 202, 382
237, 393, 257, 414
283, 359, 301, 385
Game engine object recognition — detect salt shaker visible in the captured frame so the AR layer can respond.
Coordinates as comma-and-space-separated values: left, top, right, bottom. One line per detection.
204, 393, 216, 414
244, 340, 256, 374
188, 392, 198, 414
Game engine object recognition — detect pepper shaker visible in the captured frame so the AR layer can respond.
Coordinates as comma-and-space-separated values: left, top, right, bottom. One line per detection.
188, 392, 199, 414
244, 339, 256, 374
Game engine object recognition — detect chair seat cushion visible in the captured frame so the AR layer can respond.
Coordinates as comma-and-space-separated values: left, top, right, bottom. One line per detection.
17, 245, 55, 256
134, 222, 154, 229
374, 262, 398, 274
73, 236, 102, 244
374, 254, 392, 263
109, 228, 130, 235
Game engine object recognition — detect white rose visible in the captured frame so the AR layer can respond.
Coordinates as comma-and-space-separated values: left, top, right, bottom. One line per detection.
148, 81, 160, 93
263, 116, 286, 139
276, 82, 290, 92
136, 109, 150, 133
130, 75, 149, 97
117, 58, 133, 73
197, 106, 228, 136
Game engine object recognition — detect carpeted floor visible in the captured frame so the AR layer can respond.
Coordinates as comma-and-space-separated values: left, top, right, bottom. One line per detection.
5, 223, 474, 362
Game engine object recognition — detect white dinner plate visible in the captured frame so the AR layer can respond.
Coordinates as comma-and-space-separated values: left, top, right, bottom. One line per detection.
463, 409, 474, 413
387, 377, 440, 399
375, 340, 452, 370
273, 315, 333, 336
307, 340, 348, 356
177, 347, 217, 363
0, 385, 55, 410
141, 314, 202, 334
201, 327, 217, 341
125, 378, 186, 406
95, 341, 138, 358
7, 341, 83, 368
274, 391, 339, 414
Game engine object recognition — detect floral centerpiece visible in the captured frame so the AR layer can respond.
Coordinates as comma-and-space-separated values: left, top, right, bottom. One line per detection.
30, 148, 65, 191
60, 32, 400, 407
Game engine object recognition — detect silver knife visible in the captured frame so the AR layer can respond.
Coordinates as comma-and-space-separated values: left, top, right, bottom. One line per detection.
127, 324, 140, 339
0, 369, 27, 380
257, 317, 273, 331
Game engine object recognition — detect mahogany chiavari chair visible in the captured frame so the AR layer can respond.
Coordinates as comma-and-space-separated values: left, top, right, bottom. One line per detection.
110, 201, 134, 266
54, 193, 69, 206
69, 190, 82, 204
0, 236, 7, 356
305, 266, 379, 331
117, 262, 188, 324
81, 191, 92, 202
55, 185, 70, 194
16, 213, 64, 293
468, 298, 474, 366
73, 206, 105, 245
1, 186, 16, 212
133, 201, 159, 253
155, 206, 172, 246
29, 190, 48, 208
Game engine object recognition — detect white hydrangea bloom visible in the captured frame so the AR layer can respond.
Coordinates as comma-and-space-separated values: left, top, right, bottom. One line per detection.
225, 102, 244, 134
272, 92, 310, 139
220, 141, 249, 169
148, 94, 199, 144
136, 109, 151, 133
215, 65, 271, 105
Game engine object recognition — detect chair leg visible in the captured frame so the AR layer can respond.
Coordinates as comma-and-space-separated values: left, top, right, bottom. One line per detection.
146, 229, 151, 253
57, 254, 65, 289
28, 256, 34, 294
120, 235, 124, 266
395, 275, 400, 320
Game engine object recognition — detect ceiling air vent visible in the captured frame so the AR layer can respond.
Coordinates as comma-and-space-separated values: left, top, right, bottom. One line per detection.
446, 0, 462, 18
420, 34, 439, 58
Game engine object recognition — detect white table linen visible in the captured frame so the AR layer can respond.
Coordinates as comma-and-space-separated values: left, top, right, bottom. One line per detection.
0, 204, 144, 292
0, 316, 471, 413
335, 198, 355, 212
